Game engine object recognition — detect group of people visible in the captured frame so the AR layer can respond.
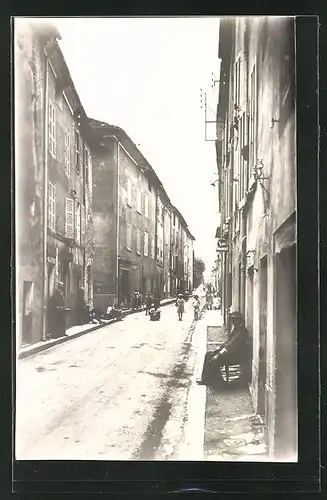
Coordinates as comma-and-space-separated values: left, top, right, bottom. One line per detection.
174, 293, 201, 321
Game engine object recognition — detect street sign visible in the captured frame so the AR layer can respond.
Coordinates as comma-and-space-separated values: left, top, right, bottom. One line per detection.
217, 239, 228, 252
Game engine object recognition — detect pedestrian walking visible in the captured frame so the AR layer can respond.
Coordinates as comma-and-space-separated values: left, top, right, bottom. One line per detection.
47, 282, 67, 339
145, 291, 152, 315
197, 311, 251, 386
175, 293, 185, 321
192, 295, 200, 321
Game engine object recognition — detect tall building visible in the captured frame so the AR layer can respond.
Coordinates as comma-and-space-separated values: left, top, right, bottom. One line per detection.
89, 120, 195, 310
216, 17, 297, 460
15, 21, 94, 349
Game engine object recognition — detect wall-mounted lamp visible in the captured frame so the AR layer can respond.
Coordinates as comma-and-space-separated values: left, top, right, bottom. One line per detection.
270, 118, 280, 129
246, 249, 258, 272
210, 179, 219, 187
70, 189, 77, 197
253, 159, 270, 181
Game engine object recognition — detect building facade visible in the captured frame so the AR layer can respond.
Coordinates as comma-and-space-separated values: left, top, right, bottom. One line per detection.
90, 120, 194, 310
15, 21, 94, 349
216, 17, 297, 460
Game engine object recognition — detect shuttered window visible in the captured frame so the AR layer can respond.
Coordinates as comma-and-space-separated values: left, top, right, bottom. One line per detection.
127, 179, 132, 207
126, 224, 132, 251
75, 202, 81, 245
48, 182, 56, 231
136, 188, 142, 214
144, 231, 149, 257
64, 128, 71, 177
144, 194, 149, 218
48, 101, 56, 158
136, 230, 141, 255
65, 197, 74, 239
75, 129, 80, 174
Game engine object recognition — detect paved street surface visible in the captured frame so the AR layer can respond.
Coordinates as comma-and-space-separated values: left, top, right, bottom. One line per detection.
16, 300, 205, 461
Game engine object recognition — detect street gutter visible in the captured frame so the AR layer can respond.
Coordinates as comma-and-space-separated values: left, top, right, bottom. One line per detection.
18, 298, 177, 360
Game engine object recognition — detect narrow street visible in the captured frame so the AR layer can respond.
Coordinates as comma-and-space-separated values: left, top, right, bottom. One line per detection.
16, 301, 204, 461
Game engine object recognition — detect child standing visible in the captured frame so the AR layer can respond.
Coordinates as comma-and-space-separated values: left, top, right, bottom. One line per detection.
175, 293, 185, 321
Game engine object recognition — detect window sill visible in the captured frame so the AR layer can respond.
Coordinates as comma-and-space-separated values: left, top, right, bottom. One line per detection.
126, 246, 132, 252
136, 251, 141, 256
127, 202, 132, 208
137, 210, 142, 215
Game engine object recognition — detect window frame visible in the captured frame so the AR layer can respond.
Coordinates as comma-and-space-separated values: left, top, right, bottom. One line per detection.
75, 128, 81, 174
48, 100, 56, 159
144, 231, 149, 257
144, 193, 149, 219
48, 182, 56, 231
136, 229, 142, 255
75, 201, 81, 246
127, 179, 132, 207
64, 127, 71, 177
126, 224, 132, 251
65, 197, 74, 239
136, 188, 142, 214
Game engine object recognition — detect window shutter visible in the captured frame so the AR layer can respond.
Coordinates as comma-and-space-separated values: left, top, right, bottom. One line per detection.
48, 182, 56, 231
75, 202, 81, 245
65, 198, 74, 239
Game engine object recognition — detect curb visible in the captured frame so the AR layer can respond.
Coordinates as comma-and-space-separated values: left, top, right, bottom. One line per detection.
18, 298, 176, 360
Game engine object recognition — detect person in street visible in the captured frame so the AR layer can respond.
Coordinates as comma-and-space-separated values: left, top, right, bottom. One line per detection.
154, 289, 161, 308
132, 290, 141, 310
48, 282, 67, 339
149, 302, 161, 321
104, 303, 122, 321
175, 293, 185, 321
89, 305, 106, 324
75, 286, 88, 325
206, 290, 213, 310
193, 294, 201, 321
145, 292, 152, 315
197, 311, 251, 386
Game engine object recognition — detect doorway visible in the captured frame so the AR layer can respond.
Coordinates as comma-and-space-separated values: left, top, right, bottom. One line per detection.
258, 255, 268, 419
274, 244, 297, 459
119, 268, 130, 305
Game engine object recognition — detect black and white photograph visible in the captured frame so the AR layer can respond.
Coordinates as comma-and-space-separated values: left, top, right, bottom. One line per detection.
14, 16, 297, 463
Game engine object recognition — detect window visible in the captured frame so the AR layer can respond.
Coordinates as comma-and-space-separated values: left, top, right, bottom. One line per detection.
75, 129, 80, 173
144, 194, 149, 218
126, 224, 132, 251
64, 128, 71, 177
136, 230, 141, 255
151, 236, 155, 259
48, 182, 56, 231
148, 179, 152, 192
75, 202, 81, 245
127, 179, 132, 207
144, 231, 149, 256
136, 188, 142, 214
249, 65, 257, 178
65, 198, 74, 239
48, 101, 56, 158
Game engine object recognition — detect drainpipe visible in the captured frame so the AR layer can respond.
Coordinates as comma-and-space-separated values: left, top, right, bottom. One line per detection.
41, 53, 49, 341
116, 140, 120, 303
154, 190, 158, 290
